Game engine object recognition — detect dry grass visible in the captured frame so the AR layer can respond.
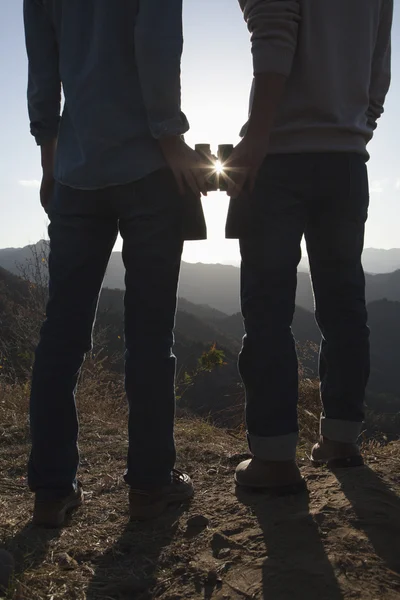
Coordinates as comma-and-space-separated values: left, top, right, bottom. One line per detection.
298, 378, 321, 451
0, 377, 247, 600
2, 375, 399, 599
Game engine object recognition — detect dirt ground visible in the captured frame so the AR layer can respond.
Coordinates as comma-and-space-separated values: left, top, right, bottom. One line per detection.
1, 414, 400, 600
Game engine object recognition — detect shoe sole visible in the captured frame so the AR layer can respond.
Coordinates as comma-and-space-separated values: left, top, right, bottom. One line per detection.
130, 488, 194, 521
234, 476, 307, 496
311, 455, 364, 469
33, 495, 83, 529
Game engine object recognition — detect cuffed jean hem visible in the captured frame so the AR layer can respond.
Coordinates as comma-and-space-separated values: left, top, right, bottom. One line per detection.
248, 432, 299, 461
33, 481, 79, 502
320, 417, 363, 444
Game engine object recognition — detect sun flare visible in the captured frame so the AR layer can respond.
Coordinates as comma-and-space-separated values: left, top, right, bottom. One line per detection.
215, 160, 224, 174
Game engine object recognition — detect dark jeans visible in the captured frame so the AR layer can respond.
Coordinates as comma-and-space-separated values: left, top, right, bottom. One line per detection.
237, 153, 370, 460
28, 169, 188, 500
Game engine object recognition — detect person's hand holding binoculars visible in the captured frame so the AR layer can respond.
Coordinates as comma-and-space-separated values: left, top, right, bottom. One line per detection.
225, 135, 269, 199
193, 140, 267, 199
159, 136, 209, 197
160, 135, 267, 200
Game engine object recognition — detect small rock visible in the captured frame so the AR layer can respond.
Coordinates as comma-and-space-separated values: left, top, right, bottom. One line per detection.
0, 549, 15, 593
56, 552, 78, 570
207, 468, 218, 476
82, 564, 95, 576
217, 548, 231, 559
184, 515, 209, 537
187, 515, 209, 529
219, 561, 234, 574
228, 453, 251, 464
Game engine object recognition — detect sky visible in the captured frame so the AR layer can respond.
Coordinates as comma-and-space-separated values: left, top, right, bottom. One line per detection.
0, 0, 399, 265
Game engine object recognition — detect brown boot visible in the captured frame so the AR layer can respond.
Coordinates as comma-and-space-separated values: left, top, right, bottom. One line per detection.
33, 482, 84, 528
311, 437, 364, 468
235, 457, 306, 494
129, 470, 194, 521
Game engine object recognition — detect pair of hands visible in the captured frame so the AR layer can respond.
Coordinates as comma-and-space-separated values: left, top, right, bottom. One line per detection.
159, 135, 268, 200
40, 134, 268, 212
158, 73, 282, 202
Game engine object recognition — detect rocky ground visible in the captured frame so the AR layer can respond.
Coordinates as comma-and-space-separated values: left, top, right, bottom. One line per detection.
1, 393, 400, 599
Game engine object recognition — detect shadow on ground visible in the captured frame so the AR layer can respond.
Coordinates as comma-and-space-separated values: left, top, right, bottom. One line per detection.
334, 465, 400, 574
85, 504, 188, 600
4, 522, 61, 597
235, 487, 344, 600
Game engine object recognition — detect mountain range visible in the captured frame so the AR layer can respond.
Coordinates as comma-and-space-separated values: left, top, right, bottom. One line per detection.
1, 255, 400, 427
2, 241, 400, 315
52, 278, 400, 405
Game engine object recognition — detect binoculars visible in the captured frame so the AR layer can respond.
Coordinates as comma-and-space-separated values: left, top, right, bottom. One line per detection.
195, 144, 234, 192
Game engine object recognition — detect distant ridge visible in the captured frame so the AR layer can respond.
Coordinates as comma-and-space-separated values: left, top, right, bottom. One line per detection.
2, 241, 400, 315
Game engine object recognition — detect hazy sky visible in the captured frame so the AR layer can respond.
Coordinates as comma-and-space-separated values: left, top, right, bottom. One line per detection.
1, 0, 399, 264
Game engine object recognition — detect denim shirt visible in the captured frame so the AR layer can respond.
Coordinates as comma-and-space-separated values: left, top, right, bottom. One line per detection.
23, 0, 189, 189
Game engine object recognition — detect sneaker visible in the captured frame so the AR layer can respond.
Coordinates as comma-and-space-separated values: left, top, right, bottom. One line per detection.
33, 482, 84, 528
129, 470, 194, 521
311, 437, 364, 468
235, 458, 306, 494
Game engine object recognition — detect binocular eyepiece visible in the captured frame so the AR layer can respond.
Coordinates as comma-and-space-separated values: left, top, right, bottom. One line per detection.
195, 144, 234, 192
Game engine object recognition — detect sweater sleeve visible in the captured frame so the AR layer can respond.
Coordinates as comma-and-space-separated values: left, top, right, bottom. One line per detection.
238, 0, 301, 76
366, 0, 393, 132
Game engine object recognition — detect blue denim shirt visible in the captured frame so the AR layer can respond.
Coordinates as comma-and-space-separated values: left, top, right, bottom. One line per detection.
23, 0, 189, 189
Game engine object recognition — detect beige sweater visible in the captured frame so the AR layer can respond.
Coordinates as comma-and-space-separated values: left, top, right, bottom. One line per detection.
239, 0, 393, 157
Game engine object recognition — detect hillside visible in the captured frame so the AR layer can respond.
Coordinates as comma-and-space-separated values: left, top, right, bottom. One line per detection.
0, 267, 42, 379
103, 266, 400, 316
4, 242, 400, 315
213, 305, 319, 347
367, 270, 400, 304
96, 288, 240, 373
108, 256, 242, 315
2, 266, 400, 418
0, 266, 31, 304
301, 248, 400, 275
207, 297, 400, 399
368, 299, 400, 395
0, 268, 239, 381
363, 247, 400, 273
4, 243, 400, 279
1, 384, 400, 599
